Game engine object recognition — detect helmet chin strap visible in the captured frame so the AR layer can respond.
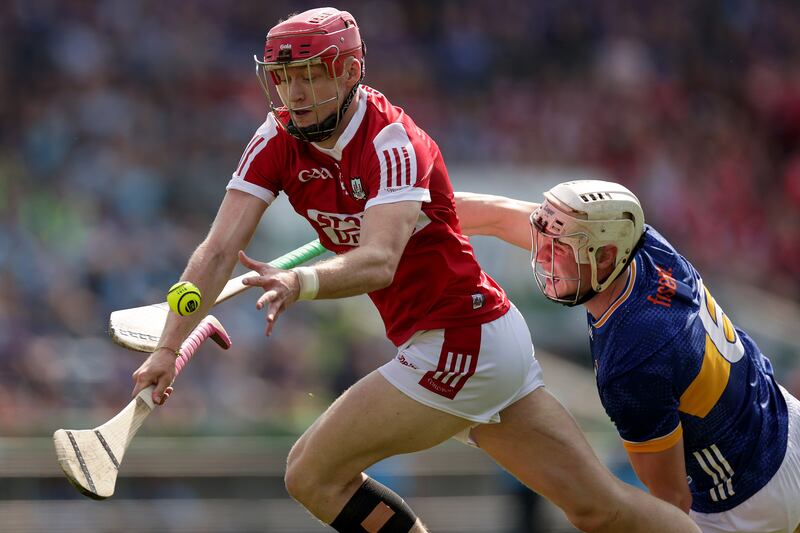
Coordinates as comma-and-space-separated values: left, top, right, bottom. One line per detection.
559, 231, 647, 308
560, 288, 598, 308
286, 79, 361, 143
547, 284, 597, 308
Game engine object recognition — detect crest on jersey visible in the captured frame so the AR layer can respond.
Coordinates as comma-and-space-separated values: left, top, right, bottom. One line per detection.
350, 177, 366, 200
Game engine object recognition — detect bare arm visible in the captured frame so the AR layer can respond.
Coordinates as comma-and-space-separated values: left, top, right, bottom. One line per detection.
132, 189, 269, 401
627, 439, 692, 513
238, 200, 422, 335
313, 200, 421, 297
453, 191, 538, 251
161, 189, 269, 343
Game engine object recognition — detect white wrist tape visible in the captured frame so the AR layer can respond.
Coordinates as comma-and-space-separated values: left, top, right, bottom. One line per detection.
293, 267, 319, 300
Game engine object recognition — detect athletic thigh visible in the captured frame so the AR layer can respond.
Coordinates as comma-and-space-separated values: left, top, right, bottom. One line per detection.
289, 370, 474, 483
471, 387, 625, 510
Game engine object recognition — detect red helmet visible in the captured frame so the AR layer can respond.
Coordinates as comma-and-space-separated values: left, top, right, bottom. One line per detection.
263, 8, 364, 78
254, 8, 366, 142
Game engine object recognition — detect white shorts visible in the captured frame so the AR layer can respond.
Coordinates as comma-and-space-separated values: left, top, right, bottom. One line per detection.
378, 304, 544, 425
690, 386, 800, 533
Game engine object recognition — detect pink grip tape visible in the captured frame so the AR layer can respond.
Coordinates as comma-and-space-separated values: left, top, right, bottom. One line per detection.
174, 318, 225, 376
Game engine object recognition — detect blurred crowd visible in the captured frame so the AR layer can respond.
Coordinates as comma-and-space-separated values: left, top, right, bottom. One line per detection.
1, 0, 799, 434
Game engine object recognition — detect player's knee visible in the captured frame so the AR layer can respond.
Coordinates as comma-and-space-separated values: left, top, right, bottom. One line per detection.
284, 436, 314, 500
564, 502, 619, 533
284, 457, 318, 504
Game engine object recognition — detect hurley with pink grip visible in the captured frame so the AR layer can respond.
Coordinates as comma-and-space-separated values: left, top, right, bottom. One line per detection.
53, 315, 232, 499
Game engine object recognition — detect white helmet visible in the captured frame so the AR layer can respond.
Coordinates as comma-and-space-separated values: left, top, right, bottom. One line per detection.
530, 180, 645, 305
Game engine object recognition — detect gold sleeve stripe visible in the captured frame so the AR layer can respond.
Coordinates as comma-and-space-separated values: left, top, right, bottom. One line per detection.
623, 424, 683, 453
703, 286, 718, 326
679, 335, 731, 418
722, 314, 736, 343
594, 260, 637, 328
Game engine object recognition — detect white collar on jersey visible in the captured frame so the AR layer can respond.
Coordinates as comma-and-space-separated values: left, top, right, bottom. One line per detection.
311, 86, 368, 161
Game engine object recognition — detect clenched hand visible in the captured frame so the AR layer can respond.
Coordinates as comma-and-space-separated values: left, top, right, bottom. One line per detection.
131, 348, 177, 405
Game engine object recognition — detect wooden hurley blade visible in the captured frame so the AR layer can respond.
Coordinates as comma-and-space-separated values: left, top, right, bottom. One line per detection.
108, 271, 255, 353
53, 390, 155, 500
109, 303, 170, 353
109, 305, 234, 354
55, 314, 232, 499
107, 271, 257, 353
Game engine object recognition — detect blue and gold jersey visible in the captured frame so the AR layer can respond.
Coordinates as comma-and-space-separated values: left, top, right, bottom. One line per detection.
589, 226, 788, 513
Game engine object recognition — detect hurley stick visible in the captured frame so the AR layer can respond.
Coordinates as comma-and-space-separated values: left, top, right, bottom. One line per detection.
53, 315, 232, 499
109, 240, 327, 353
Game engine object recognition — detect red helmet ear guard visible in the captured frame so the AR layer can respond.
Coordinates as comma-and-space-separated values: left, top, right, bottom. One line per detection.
263, 8, 365, 79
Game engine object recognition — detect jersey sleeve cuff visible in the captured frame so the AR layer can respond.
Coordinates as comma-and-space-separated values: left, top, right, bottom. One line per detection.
365, 187, 431, 210
226, 176, 277, 205
622, 423, 683, 453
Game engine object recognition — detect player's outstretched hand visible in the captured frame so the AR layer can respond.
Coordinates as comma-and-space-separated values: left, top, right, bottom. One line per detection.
131, 349, 178, 405
238, 250, 300, 337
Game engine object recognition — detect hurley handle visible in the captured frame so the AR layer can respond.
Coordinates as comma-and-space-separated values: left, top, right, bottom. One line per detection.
266, 239, 327, 269
174, 315, 232, 376
138, 315, 232, 409
216, 240, 328, 304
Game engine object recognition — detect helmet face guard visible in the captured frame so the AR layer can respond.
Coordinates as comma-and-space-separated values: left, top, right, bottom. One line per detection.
529, 180, 644, 306
530, 206, 595, 306
254, 8, 365, 143
255, 52, 355, 143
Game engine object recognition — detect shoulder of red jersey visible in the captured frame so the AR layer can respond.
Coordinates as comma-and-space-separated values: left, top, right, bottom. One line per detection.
359, 87, 438, 210
226, 113, 287, 204
360, 85, 394, 115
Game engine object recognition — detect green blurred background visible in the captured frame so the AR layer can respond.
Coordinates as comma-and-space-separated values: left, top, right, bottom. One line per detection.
1, 1, 799, 531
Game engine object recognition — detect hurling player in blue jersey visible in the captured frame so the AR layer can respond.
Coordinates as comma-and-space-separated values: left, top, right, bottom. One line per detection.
455, 180, 800, 533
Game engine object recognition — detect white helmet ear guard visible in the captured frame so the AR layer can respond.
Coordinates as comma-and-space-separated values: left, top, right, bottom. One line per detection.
531, 180, 645, 300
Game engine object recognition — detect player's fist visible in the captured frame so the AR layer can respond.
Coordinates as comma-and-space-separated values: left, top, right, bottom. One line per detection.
131, 348, 178, 405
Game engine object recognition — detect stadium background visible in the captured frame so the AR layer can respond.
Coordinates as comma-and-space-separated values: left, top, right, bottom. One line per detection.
1, 1, 799, 531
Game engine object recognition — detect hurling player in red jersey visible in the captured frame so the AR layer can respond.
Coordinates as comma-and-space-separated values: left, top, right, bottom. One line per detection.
132, 8, 700, 533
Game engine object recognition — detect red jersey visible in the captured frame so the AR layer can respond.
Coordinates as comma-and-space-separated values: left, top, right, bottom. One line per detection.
227, 86, 509, 345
